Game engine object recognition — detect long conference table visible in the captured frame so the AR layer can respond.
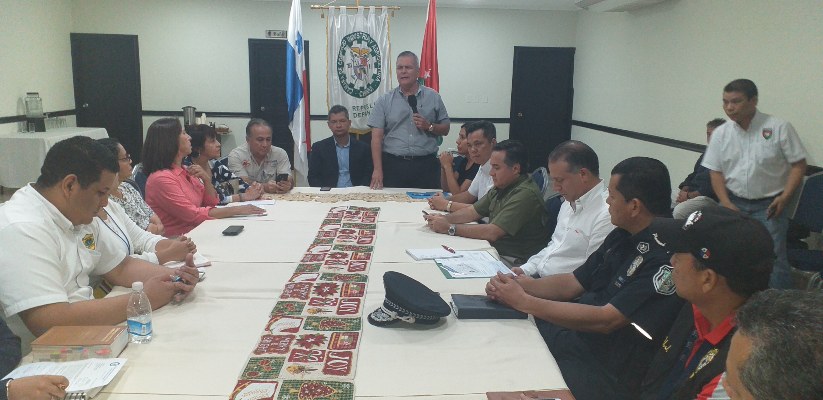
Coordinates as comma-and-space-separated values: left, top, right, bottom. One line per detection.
99, 187, 569, 400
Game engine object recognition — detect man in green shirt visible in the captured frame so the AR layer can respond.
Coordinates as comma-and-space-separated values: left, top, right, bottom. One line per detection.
424, 140, 548, 262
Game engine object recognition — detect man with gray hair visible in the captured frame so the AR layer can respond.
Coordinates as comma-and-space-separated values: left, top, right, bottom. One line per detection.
723, 289, 823, 400
367, 51, 450, 189
513, 140, 613, 277
228, 118, 294, 193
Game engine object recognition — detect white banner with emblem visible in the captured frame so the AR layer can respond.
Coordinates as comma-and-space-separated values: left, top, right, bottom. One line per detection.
327, 6, 391, 132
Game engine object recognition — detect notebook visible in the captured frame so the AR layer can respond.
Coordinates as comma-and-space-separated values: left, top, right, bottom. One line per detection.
450, 294, 528, 319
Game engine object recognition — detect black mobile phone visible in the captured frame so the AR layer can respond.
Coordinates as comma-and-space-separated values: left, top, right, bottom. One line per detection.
222, 225, 244, 236
275, 173, 289, 182
320, 186, 332, 191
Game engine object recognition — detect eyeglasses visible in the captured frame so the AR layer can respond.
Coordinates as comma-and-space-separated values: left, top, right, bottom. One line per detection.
119, 154, 132, 162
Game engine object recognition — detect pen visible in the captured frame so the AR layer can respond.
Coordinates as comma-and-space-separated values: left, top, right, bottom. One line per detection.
422, 210, 430, 215
441, 244, 456, 253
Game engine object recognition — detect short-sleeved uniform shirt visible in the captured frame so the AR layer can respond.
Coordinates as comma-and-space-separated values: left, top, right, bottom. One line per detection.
702, 110, 807, 199
0, 185, 125, 347
227, 143, 292, 183
473, 175, 548, 260
367, 85, 450, 157
567, 227, 684, 391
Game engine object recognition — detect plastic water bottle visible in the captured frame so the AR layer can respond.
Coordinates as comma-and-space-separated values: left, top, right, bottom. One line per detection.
126, 282, 153, 343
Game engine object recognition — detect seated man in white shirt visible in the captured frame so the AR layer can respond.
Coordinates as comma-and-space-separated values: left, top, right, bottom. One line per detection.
513, 140, 614, 277
428, 120, 496, 213
228, 118, 294, 194
0, 136, 199, 351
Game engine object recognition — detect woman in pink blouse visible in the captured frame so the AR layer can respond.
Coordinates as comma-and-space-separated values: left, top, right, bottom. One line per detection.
143, 118, 265, 236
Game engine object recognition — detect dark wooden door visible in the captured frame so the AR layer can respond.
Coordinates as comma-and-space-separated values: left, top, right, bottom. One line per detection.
509, 47, 575, 172
71, 33, 143, 162
249, 39, 310, 165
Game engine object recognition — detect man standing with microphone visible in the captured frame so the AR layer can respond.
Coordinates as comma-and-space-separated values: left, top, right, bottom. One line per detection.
367, 51, 450, 189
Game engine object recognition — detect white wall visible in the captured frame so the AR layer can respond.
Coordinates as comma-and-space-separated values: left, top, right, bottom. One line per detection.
0, 0, 75, 135
6, 0, 820, 186
572, 0, 823, 187
70, 0, 577, 143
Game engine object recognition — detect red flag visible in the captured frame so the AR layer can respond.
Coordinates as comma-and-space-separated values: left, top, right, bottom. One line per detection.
419, 0, 439, 92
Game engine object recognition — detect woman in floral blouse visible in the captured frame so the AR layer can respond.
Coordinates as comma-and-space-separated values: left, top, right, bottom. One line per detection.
98, 138, 165, 235
184, 124, 262, 204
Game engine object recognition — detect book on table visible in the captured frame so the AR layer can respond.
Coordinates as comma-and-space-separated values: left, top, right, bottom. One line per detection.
30, 325, 128, 362
3, 357, 127, 399
450, 294, 528, 319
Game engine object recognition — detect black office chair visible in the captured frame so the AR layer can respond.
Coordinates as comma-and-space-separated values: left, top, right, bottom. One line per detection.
545, 194, 564, 238
131, 163, 148, 199
788, 172, 823, 288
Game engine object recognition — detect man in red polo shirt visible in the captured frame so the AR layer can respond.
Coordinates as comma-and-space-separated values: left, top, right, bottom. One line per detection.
641, 207, 774, 399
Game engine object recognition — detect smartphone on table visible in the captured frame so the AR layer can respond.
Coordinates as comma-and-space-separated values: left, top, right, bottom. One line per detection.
222, 225, 244, 236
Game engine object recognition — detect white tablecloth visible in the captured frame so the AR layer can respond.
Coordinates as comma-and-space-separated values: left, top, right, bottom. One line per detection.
103, 194, 568, 398
0, 127, 109, 188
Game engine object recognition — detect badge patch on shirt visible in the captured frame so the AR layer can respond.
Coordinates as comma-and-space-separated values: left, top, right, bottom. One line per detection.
653, 265, 676, 295
690, 348, 719, 379
627, 255, 643, 276
762, 128, 773, 140
82, 233, 96, 250
637, 242, 649, 254
653, 233, 666, 247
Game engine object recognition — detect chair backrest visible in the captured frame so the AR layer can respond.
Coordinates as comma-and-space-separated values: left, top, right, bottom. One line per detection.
530, 166, 558, 201
544, 194, 564, 238
131, 163, 148, 199
215, 156, 229, 169
792, 172, 823, 232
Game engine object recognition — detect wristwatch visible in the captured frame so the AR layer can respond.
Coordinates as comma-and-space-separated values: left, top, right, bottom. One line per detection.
428, 123, 435, 132
448, 224, 456, 236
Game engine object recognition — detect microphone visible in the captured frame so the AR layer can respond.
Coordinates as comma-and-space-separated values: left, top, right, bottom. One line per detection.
407, 95, 418, 114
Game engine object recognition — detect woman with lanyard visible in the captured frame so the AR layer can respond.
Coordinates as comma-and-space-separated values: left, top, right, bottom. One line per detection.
96, 138, 196, 266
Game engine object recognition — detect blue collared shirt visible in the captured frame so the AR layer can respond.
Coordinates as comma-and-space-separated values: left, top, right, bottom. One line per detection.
335, 139, 353, 187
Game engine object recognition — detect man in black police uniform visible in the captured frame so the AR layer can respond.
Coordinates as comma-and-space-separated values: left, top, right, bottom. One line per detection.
641, 207, 773, 400
487, 157, 683, 400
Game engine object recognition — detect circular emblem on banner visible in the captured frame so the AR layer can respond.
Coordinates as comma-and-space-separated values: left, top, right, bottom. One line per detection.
337, 31, 382, 99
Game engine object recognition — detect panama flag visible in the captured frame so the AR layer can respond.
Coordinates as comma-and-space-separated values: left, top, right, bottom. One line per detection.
287, 0, 310, 178
419, 0, 439, 92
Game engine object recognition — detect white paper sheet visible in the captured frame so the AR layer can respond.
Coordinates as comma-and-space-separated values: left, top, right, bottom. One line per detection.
4, 357, 127, 393
436, 250, 514, 278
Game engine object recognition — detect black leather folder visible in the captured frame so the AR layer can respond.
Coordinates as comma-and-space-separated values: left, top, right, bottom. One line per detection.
450, 294, 528, 319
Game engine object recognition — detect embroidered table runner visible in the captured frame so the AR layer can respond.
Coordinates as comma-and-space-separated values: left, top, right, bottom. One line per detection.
231, 206, 379, 400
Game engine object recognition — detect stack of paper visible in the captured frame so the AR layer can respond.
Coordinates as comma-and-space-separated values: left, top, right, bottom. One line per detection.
405, 248, 463, 261
3, 358, 127, 399
435, 251, 514, 278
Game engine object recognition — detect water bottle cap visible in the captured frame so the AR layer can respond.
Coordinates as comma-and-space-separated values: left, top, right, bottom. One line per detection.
132, 281, 144, 291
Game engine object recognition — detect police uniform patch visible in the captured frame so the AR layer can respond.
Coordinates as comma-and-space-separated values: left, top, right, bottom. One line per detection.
690, 348, 719, 379
652, 232, 666, 247
762, 128, 773, 140
82, 233, 96, 250
627, 255, 643, 276
653, 265, 676, 295
636, 242, 649, 254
